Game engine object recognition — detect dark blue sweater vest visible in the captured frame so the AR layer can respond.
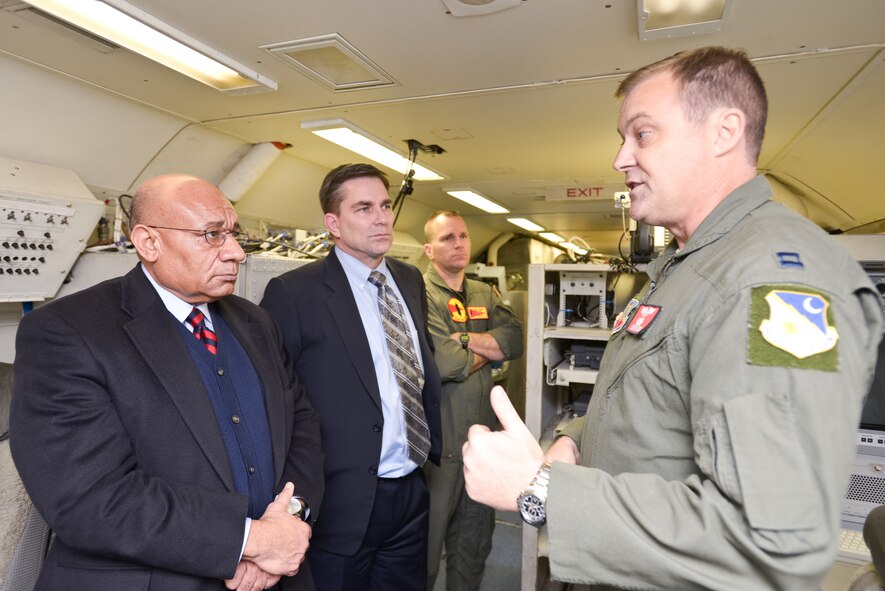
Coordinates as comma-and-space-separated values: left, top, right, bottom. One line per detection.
177, 309, 274, 519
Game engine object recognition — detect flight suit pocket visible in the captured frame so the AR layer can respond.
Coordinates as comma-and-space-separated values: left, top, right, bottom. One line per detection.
723, 391, 828, 554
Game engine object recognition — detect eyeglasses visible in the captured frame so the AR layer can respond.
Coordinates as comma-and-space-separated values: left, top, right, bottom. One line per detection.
145, 225, 246, 246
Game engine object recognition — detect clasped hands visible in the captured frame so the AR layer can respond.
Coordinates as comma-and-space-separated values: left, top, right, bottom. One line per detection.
225, 384, 572, 589
226, 482, 310, 591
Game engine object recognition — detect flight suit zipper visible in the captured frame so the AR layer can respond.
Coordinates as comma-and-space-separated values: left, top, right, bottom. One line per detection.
595, 252, 680, 415
642, 252, 679, 306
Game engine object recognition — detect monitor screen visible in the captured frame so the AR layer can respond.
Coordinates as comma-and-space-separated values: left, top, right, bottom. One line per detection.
860, 337, 885, 431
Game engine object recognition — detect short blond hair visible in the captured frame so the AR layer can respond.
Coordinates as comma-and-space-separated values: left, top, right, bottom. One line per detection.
617, 46, 767, 163
424, 210, 462, 242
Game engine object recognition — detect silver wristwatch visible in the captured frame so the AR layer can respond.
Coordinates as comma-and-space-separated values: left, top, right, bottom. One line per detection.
517, 461, 551, 527
287, 495, 311, 522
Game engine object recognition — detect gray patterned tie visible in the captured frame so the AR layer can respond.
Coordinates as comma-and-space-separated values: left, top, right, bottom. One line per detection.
367, 270, 431, 465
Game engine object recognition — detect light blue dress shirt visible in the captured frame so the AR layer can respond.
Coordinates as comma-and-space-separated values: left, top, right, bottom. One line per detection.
335, 249, 425, 478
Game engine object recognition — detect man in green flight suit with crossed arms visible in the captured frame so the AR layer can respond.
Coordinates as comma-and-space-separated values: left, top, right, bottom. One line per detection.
422, 210, 524, 590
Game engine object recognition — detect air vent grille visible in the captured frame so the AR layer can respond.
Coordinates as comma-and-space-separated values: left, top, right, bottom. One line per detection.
261, 33, 396, 92
846, 473, 885, 505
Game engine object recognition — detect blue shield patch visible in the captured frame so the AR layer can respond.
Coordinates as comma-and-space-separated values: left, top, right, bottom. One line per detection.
758, 290, 839, 359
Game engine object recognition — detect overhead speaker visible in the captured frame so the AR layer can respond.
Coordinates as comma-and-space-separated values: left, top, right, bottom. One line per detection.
440, 0, 523, 17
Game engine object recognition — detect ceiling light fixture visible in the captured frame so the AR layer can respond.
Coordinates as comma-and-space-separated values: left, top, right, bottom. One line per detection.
637, 0, 732, 41
302, 119, 445, 182
22, 0, 276, 93
444, 190, 509, 214
507, 218, 545, 232
539, 232, 566, 243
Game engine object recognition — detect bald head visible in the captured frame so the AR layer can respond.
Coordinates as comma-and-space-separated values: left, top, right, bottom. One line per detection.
130, 174, 224, 228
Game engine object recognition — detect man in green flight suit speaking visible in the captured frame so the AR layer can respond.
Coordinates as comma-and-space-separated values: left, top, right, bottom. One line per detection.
462, 46, 884, 590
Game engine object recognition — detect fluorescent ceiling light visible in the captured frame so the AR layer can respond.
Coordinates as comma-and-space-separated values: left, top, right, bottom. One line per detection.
507, 218, 545, 232
637, 0, 731, 41
23, 0, 276, 93
539, 232, 565, 242
302, 119, 444, 182
445, 190, 509, 214
560, 241, 589, 255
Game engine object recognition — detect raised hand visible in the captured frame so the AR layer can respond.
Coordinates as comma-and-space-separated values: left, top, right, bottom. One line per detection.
462, 386, 545, 510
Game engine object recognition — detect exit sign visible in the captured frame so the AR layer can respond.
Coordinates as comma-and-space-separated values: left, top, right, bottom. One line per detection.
546, 185, 608, 200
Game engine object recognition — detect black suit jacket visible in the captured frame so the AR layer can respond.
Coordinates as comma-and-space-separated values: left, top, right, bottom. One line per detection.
10, 265, 324, 591
260, 248, 442, 555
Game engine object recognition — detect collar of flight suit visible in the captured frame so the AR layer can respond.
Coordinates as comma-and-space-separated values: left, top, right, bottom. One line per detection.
646, 175, 772, 284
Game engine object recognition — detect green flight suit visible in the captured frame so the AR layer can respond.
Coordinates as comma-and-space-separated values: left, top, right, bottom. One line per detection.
423, 265, 524, 590
550, 176, 883, 590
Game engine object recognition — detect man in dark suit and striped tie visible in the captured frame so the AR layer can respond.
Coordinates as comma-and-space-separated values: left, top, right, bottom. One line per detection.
261, 163, 443, 590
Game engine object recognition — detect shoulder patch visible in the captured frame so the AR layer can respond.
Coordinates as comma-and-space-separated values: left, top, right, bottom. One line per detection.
748, 285, 839, 371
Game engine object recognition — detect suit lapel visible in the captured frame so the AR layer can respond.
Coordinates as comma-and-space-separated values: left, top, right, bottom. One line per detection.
324, 250, 383, 410
121, 267, 236, 491
216, 299, 287, 483
387, 260, 424, 339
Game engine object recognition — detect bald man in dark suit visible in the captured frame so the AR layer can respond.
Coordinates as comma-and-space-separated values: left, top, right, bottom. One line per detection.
11, 174, 324, 591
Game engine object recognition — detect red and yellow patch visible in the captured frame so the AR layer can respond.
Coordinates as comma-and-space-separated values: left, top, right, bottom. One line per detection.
467, 306, 489, 320
448, 298, 467, 323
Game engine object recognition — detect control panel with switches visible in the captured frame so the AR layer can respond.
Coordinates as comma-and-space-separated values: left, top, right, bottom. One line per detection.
0, 157, 103, 302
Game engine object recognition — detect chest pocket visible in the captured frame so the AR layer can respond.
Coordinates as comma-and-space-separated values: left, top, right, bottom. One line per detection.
602, 328, 687, 413
588, 333, 694, 480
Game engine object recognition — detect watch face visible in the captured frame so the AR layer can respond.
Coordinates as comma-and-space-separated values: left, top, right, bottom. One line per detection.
288, 497, 304, 518
518, 493, 546, 527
